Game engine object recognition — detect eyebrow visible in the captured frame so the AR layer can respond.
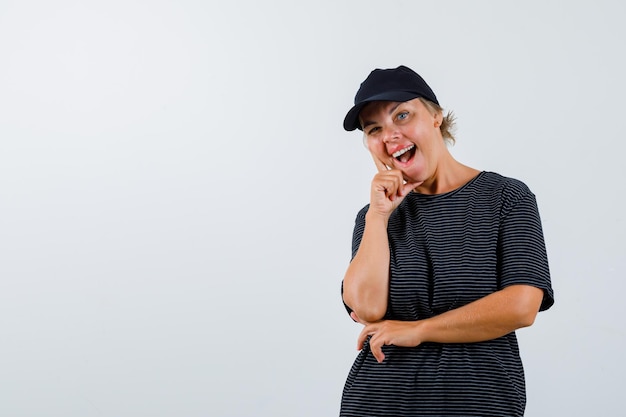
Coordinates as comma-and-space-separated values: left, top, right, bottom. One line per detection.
361, 102, 403, 130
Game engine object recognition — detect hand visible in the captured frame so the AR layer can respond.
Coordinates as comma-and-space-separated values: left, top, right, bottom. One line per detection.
369, 154, 421, 218
352, 312, 423, 363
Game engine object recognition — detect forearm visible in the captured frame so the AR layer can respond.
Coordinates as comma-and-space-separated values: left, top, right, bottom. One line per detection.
342, 212, 391, 322
418, 285, 544, 343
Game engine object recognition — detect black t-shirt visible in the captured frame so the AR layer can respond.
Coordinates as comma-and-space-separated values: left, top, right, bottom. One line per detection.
340, 171, 554, 417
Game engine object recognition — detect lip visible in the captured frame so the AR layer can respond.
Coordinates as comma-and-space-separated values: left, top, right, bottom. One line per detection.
388, 143, 414, 156
388, 144, 416, 167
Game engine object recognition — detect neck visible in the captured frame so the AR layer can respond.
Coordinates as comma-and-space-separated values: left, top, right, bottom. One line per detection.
415, 153, 480, 195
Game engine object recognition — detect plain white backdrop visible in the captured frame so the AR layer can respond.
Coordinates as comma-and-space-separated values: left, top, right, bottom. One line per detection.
1, 1, 624, 416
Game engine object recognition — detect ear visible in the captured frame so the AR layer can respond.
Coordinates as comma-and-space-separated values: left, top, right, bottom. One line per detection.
434, 111, 443, 128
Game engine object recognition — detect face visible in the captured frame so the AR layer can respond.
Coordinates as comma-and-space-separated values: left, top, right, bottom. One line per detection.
359, 98, 444, 183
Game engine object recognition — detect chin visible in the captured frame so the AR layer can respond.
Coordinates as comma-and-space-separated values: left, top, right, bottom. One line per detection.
401, 168, 424, 184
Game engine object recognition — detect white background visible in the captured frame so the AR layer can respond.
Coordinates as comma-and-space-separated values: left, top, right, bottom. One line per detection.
1, 1, 624, 416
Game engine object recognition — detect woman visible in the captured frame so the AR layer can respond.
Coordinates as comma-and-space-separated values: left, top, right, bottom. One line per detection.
340, 65, 554, 416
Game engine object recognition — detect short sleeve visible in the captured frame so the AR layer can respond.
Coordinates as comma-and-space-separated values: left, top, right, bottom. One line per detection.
341, 206, 369, 317
351, 206, 369, 260
498, 186, 554, 311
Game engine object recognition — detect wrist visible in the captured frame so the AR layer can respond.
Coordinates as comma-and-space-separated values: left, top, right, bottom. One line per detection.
365, 210, 390, 226
413, 319, 429, 344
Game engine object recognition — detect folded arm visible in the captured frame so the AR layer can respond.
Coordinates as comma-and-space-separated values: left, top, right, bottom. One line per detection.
355, 284, 544, 363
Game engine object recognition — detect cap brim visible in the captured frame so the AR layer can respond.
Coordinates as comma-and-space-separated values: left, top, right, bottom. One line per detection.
343, 91, 421, 131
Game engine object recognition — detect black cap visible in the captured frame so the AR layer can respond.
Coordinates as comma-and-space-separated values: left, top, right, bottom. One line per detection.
343, 65, 439, 131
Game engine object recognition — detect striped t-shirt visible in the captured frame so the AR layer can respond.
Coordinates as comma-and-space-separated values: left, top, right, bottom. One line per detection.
340, 171, 554, 417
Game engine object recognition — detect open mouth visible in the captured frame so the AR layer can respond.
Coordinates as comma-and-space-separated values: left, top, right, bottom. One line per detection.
392, 144, 416, 164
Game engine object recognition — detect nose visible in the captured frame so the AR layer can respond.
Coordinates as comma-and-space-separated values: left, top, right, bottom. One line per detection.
382, 127, 400, 144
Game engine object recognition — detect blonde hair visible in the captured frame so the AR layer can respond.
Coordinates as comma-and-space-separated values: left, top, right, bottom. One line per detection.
418, 98, 457, 145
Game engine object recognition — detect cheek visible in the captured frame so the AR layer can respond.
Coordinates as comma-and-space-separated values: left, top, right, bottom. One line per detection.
370, 142, 388, 159
363, 138, 381, 152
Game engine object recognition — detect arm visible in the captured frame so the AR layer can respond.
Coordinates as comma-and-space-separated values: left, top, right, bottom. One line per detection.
342, 155, 421, 322
355, 284, 544, 363
342, 211, 391, 322
418, 284, 543, 342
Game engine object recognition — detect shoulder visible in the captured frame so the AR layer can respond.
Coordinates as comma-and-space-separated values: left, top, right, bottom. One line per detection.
476, 172, 540, 222
476, 171, 534, 202
477, 171, 531, 192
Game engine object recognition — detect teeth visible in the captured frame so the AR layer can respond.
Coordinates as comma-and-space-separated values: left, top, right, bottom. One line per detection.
392, 144, 415, 158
